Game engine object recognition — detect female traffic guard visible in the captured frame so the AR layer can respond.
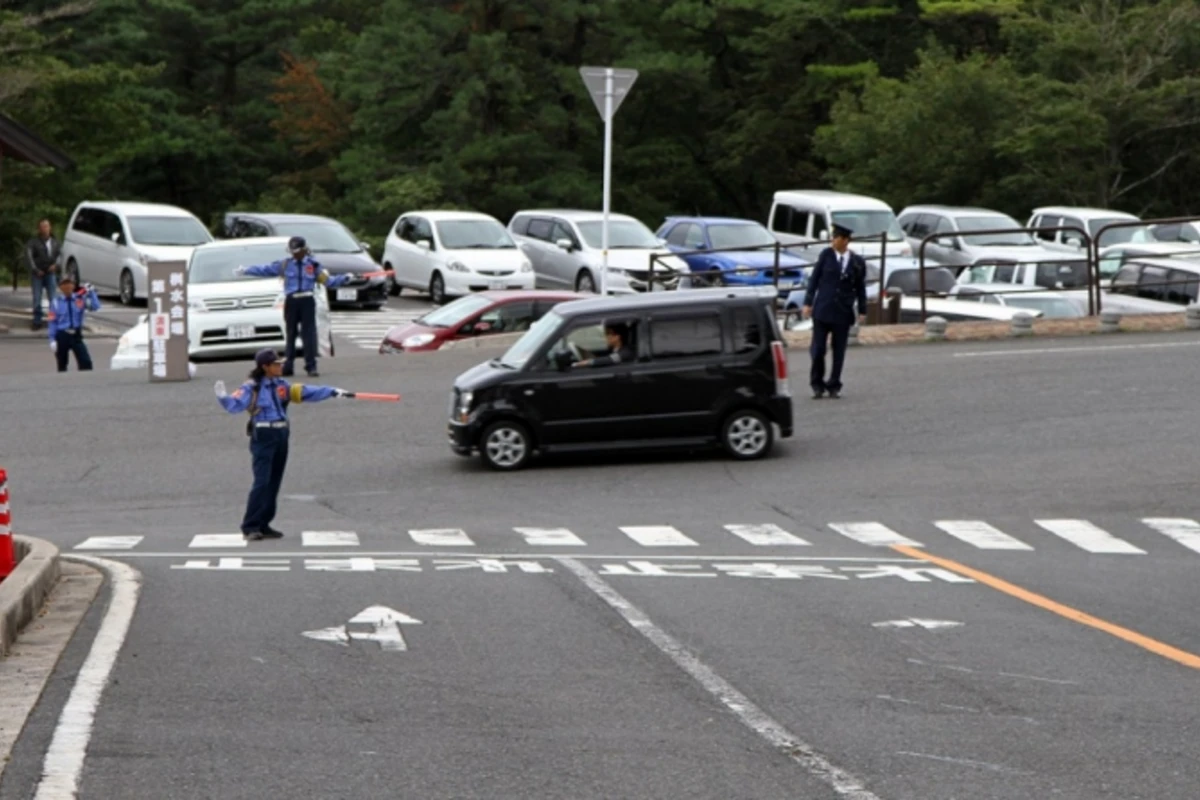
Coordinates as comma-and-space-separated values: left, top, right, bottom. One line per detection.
214, 348, 349, 541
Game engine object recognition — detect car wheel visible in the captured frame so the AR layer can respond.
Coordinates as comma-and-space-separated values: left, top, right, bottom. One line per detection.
720, 409, 773, 461
480, 420, 532, 471
705, 269, 725, 287
65, 258, 81, 285
429, 272, 446, 305
575, 270, 596, 294
784, 309, 802, 330
119, 268, 136, 305
387, 269, 401, 296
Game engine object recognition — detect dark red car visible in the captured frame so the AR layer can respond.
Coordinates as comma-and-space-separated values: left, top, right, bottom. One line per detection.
379, 290, 587, 353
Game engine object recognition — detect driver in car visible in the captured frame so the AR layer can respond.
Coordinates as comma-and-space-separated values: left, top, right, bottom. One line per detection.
573, 322, 633, 368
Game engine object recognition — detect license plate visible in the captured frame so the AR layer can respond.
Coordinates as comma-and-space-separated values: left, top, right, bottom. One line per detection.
228, 323, 256, 340
487, 280, 506, 290
336, 288, 358, 301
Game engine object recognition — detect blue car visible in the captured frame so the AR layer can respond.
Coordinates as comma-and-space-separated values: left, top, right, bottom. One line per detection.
655, 216, 810, 295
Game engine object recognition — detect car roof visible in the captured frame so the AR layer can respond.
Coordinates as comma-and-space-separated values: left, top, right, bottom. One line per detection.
900, 205, 1011, 217
662, 216, 763, 226
554, 286, 777, 318
1031, 206, 1139, 220
1101, 241, 1200, 256
194, 236, 292, 250
511, 209, 638, 223
78, 201, 197, 217
1121, 257, 1200, 273
772, 190, 892, 212
225, 212, 343, 225
399, 210, 502, 222
473, 289, 589, 303
952, 283, 1057, 295
912, 296, 1044, 319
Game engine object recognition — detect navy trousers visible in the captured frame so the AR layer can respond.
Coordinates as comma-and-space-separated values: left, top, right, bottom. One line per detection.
284, 294, 318, 374
810, 319, 850, 392
242, 427, 289, 534
54, 331, 93, 372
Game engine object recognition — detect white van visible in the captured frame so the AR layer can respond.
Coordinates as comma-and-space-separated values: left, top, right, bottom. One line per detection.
1026, 206, 1140, 252
767, 190, 916, 271
61, 201, 213, 305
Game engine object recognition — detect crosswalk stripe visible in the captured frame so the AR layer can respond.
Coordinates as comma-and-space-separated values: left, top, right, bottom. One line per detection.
329, 307, 430, 350
1141, 518, 1200, 554
189, 534, 247, 548
619, 525, 698, 547
301, 531, 360, 547
1033, 519, 1145, 554
75, 536, 143, 550
724, 524, 810, 546
828, 522, 921, 547
514, 527, 586, 546
409, 528, 474, 546
932, 520, 1033, 550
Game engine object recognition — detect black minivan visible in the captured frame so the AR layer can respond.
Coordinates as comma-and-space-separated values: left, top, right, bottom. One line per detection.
447, 286, 793, 470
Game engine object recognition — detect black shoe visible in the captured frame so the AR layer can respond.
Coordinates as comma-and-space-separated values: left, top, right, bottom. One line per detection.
243, 530, 264, 541
306, 370, 319, 378
261, 526, 284, 539
828, 390, 841, 399
812, 388, 826, 399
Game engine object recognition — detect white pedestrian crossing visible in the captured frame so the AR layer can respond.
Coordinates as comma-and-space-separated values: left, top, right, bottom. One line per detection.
301, 531, 360, 547
330, 307, 428, 351
1140, 518, 1200, 554
409, 528, 475, 546
724, 524, 810, 546
75, 536, 143, 550
932, 520, 1033, 551
513, 527, 586, 546
828, 522, 922, 547
189, 534, 247, 548
1033, 519, 1145, 554
619, 525, 698, 547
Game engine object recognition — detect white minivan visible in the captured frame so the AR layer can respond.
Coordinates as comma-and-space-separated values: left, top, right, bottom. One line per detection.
61, 201, 213, 305
767, 190, 917, 274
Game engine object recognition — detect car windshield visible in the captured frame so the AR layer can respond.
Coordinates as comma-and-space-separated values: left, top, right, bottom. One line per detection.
707, 223, 777, 250
272, 222, 362, 253
576, 220, 660, 249
1090, 220, 1137, 246
499, 310, 562, 368
830, 211, 905, 242
415, 294, 494, 328
1004, 295, 1081, 318
436, 219, 516, 249
190, 243, 289, 283
127, 216, 212, 246
956, 215, 1035, 246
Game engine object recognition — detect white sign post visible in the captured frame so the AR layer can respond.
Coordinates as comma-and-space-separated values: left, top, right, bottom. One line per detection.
580, 66, 638, 296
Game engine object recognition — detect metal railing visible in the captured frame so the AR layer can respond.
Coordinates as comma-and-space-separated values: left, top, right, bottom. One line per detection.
1090, 215, 1200, 313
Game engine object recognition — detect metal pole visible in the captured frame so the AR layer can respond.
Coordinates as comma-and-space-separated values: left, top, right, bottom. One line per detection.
601, 68, 613, 296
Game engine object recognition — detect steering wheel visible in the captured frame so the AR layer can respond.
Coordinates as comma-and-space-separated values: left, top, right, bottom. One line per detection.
568, 342, 585, 362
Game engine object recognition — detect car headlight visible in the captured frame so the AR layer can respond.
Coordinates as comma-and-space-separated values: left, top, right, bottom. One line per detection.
456, 390, 474, 422
899, 244, 913, 256
188, 298, 206, 311
117, 333, 131, 350
520, 260, 532, 273
402, 333, 436, 349
606, 267, 626, 275
138, 253, 160, 266
447, 260, 469, 273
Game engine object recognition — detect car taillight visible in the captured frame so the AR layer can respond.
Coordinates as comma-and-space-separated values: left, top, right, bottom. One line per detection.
771, 340, 789, 396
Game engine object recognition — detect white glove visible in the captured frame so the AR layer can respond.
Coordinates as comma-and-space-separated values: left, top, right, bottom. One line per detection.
50, 340, 57, 353
232, 265, 247, 276
333, 388, 349, 398
214, 380, 228, 399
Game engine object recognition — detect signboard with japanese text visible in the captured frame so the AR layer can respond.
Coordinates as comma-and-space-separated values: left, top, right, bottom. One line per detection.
147, 260, 190, 382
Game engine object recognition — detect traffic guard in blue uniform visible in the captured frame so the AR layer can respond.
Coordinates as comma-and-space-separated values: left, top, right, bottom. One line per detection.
801, 223, 868, 399
47, 275, 101, 372
215, 348, 349, 540
235, 236, 356, 377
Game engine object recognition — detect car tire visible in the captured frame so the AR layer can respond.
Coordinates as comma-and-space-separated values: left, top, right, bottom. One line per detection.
705, 269, 725, 287
575, 270, 596, 294
386, 268, 401, 296
119, 268, 136, 305
66, 258, 81, 285
784, 309, 802, 330
429, 272, 446, 305
720, 408, 773, 461
479, 420, 532, 471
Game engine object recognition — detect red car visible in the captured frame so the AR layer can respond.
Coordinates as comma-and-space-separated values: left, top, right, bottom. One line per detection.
379, 290, 587, 353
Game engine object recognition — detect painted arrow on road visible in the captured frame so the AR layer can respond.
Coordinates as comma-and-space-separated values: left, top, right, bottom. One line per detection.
872, 618, 963, 630
303, 605, 423, 652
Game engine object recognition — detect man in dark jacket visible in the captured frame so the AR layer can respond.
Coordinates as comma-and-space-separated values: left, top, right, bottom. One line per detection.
801, 223, 868, 398
574, 322, 634, 368
25, 219, 61, 331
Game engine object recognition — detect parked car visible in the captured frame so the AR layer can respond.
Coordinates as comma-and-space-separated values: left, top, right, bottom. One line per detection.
1096, 241, 1200, 280
946, 284, 1083, 318
61, 201, 213, 305
1026, 206, 1140, 252
447, 286, 792, 470
379, 290, 585, 353
655, 216, 809, 295
381, 210, 535, 305
221, 212, 387, 308
1129, 221, 1200, 245
897, 205, 1078, 278
110, 237, 333, 369
782, 293, 1044, 329
1109, 257, 1200, 306
508, 209, 687, 294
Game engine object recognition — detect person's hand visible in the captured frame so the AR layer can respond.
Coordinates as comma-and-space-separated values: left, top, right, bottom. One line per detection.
50, 340, 57, 353
801, 305, 812, 320
857, 314, 866, 326
214, 380, 228, 399
332, 388, 350, 398
232, 265, 247, 276
48, 264, 57, 274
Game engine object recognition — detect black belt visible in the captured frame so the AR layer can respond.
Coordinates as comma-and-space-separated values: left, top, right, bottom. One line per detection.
60, 328, 80, 335
254, 421, 289, 429
288, 291, 314, 298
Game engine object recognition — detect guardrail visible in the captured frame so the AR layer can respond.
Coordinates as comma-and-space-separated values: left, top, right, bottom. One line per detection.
1090, 215, 1200, 312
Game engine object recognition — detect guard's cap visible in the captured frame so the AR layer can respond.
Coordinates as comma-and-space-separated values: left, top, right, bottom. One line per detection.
255, 348, 280, 367
58, 274, 75, 285
831, 223, 853, 239
287, 236, 307, 253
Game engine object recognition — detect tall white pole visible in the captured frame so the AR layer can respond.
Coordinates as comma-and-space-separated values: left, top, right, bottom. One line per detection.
601, 68, 613, 296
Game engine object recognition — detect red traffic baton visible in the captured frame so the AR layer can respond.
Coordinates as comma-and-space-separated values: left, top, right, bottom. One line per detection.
345, 392, 401, 402
0, 469, 15, 580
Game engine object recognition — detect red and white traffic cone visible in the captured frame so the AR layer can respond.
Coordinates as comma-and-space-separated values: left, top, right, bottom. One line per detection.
0, 469, 14, 580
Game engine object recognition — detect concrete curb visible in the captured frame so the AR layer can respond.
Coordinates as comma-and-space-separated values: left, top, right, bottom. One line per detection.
0, 536, 62, 658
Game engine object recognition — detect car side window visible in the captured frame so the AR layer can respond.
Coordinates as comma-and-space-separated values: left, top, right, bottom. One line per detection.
1166, 270, 1198, 304
395, 217, 414, 241
527, 219, 554, 242
413, 218, 433, 246
1060, 217, 1083, 243
72, 208, 97, 235
665, 224, 690, 247
933, 215, 955, 236
650, 313, 724, 359
992, 264, 1016, 282
100, 211, 125, 243
542, 320, 625, 369
773, 205, 811, 237
551, 221, 577, 247
476, 302, 536, 334
510, 216, 530, 236
1036, 215, 1061, 241
683, 224, 706, 249
247, 220, 271, 237
730, 307, 762, 354
1138, 265, 1168, 300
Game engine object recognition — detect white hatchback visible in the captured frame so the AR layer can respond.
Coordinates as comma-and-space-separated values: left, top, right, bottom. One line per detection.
109, 238, 333, 369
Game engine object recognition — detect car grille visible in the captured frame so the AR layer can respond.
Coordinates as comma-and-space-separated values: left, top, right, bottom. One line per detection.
201, 294, 279, 311
475, 269, 515, 277
200, 325, 284, 345
628, 269, 680, 290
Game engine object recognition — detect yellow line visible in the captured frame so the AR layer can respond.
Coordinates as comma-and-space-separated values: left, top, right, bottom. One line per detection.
892, 544, 1200, 670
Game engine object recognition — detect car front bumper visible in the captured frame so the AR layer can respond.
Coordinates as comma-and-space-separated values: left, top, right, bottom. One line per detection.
327, 275, 389, 306
447, 419, 482, 455
443, 271, 536, 296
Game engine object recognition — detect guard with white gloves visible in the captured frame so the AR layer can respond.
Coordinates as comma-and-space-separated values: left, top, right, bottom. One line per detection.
48, 275, 100, 372
215, 348, 350, 541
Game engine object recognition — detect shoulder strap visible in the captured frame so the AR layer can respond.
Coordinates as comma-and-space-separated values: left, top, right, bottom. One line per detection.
247, 379, 263, 419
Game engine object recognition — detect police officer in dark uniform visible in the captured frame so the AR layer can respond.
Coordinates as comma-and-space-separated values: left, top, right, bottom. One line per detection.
214, 348, 351, 541
47, 275, 101, 372
801, 223, 868, 398
235, 236, 356, 377
573, 322, 634, 368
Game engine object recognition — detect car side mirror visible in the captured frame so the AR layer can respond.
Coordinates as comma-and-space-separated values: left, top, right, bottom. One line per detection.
417, 240, 431, 251
817, 229, 828, 241
556, 238, 573, 252
1064, 236, 1082, 247
110, 232, 123, 244
360, 241, 371, 252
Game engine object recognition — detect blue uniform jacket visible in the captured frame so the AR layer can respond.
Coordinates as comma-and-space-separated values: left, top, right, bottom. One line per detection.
47, 288, 100, 339
243, 255, 351, 294
801, 247, 868, 327
218, 378, 339, 421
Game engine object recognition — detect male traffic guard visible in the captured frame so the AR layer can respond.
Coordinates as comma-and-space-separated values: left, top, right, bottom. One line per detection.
801, 223, 868, 398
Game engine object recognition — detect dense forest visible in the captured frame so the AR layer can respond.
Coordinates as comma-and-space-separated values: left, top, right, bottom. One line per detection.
3, 0, 1199, 274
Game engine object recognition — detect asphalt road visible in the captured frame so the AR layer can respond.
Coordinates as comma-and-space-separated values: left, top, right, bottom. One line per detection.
2, 329, 1199, 799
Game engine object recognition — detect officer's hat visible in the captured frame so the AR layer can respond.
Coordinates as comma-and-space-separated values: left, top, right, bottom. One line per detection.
287, 236, 307, 253
831, 223, 854, 240
255, 348, 280, 367
58, 274, 75, 286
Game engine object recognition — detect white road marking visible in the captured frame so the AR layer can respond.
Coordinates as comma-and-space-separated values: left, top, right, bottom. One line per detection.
330, 308, 428, 350
301, 531, 360, 547
828, 522, 921, 547
953, 340, 1200, 358
1141, 518, 1200, 553
513, 527, 586, 546
409, 528, 474, 546
1033, 519, 1145, 554
932, 520, 1033, 550
188, 534, 247, 548
95, 551, 920, 561
724, 523, 810, 546
74, 536, 143, 550
35, 557, 142, 799
619, 525, 698, 547
557, 557, 881, 799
